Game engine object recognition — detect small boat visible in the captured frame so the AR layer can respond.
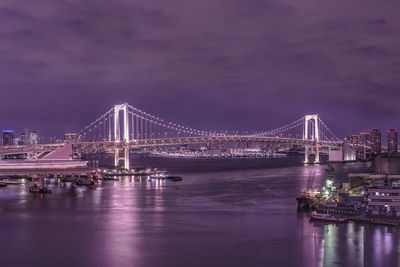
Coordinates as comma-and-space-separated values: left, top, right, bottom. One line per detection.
76, 174, 95, 186
149, 171, 183, 181
150, 170, 169, 179
0, 181, 7, 187
61, 174, 77, 183
99, 168, 137, 177
168, 176, 183, 182
29, 185, 52, 194
76, 179, 95, 186
309, 212, 346, 223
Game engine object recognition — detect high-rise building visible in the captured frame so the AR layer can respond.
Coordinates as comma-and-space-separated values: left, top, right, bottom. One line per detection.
347, 134, 367, 146
388, 129, 398, 154
2, 130, 15, 146
348, 129, 381, 159
346, 133, 367, 160
369, 129, 381, 155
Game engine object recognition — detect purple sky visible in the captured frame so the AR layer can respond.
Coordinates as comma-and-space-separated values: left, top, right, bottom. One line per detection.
1, 0, 400, 139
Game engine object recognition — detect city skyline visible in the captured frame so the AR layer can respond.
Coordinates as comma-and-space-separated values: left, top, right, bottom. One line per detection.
1, 0, 400, 137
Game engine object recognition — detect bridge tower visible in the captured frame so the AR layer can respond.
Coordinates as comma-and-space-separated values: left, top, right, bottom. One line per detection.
303, 114, 320, 164
114, 103, 130, 170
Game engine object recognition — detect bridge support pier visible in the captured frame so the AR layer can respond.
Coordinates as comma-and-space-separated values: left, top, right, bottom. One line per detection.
113, 147, 130, 170
124, 147, 130, 170
304, 146, 310, 164
314, 144, 320, 164
304, 145, 320, 164
114, 148, 120, 167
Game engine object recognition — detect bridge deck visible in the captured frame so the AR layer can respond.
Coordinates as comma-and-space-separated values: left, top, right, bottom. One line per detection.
0, 168, 96, 176
0, 136, 343, 156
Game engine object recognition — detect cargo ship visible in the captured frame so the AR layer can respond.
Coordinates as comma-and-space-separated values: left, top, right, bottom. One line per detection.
296, 188, 320, 211
296, 165, 338, 211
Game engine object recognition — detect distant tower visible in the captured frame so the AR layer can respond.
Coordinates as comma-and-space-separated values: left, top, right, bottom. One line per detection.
388, 129, 398, 154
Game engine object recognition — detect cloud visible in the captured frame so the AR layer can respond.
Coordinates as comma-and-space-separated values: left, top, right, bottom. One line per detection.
0, 0, 399, 138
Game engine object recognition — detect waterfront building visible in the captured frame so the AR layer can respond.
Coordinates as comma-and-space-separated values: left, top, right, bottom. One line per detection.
374, 154, 400, 174
21, 128, 30, 144
2, 130, 14, 146
328, 144, 356, 162
64, 133, 79, 143
13, 137, 23, 146
388, 129, 398, 154
29, 131, 39, 145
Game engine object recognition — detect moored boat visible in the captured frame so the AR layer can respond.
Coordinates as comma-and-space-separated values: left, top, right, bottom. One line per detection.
61, 174, 77, 182
150, 170, 169, 179
29, 185, 52, 194
309, 212, 346, 223
149, 171, 183, 181
76, 173, 96, 186
168, 176, 183, 182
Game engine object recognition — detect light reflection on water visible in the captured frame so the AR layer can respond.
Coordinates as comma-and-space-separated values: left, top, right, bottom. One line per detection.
299, 209, 400, 267
0, 158, 399, 267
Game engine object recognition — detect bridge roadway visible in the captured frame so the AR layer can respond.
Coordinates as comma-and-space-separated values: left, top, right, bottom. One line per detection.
0, 168, 96, 177
0, 136, 342, 156
74, 136, 342, 154
0, 143, 64, 155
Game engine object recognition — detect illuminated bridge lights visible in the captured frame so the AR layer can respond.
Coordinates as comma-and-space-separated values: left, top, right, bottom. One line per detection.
1, 104, 348, 168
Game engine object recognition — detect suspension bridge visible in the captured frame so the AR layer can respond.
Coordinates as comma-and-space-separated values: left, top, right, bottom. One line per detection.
0, 103, 345, 169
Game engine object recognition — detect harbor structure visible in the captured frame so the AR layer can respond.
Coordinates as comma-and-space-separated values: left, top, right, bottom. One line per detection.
298, 154, 400, 222
342, 154, 400, 216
